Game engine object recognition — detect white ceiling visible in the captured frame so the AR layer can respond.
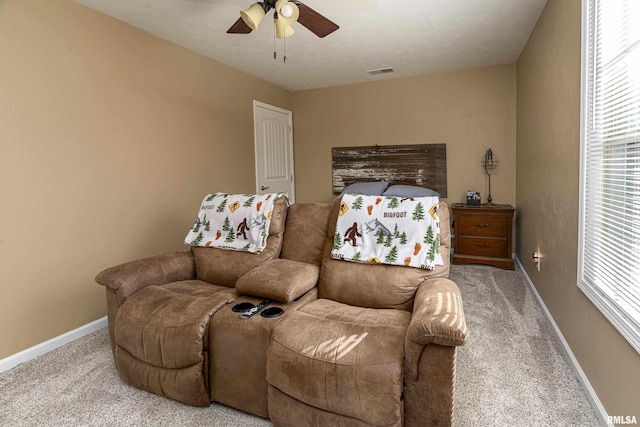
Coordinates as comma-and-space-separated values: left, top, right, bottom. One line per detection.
72, 0, 548, 92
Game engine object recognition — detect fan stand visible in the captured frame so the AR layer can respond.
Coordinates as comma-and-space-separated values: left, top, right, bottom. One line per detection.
483, 172, 495, 206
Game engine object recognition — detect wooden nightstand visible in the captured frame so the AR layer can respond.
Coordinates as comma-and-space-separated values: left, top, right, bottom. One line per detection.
451, 203, 515, 270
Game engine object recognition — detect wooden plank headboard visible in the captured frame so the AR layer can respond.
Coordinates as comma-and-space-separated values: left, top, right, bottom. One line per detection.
332, 143, 447, 198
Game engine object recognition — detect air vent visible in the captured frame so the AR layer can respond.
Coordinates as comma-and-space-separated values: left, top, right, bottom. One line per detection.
366, 67, 395, 75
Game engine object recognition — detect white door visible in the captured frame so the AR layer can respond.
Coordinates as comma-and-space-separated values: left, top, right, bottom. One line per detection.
254, 101, 295, 202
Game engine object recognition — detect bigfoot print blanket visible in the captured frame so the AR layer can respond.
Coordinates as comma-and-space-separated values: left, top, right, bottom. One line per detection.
185, 192, 287, 253
331, 194, 443, 270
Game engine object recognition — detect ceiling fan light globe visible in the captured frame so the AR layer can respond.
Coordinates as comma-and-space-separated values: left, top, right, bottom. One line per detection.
281, 4, 293, 18
275, 0, 299, 25
240, 3, 265, 30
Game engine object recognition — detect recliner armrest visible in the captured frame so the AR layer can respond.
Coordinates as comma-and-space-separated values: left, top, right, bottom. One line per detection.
407, 277, 468, 346
95, 251, 196, 301
405, 277, 468, 383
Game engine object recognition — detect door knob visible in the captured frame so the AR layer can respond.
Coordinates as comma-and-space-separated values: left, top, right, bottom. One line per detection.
261, 185, 270, 191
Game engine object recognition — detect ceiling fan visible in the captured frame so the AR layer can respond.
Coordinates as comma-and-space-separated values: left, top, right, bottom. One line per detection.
227, 0, 339, 38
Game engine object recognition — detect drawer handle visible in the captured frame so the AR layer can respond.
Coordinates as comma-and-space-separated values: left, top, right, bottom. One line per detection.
474, 243, 490, 248
474, 223, 490, 228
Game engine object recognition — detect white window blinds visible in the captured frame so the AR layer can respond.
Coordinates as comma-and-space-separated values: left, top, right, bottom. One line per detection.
580, 0, 640, 353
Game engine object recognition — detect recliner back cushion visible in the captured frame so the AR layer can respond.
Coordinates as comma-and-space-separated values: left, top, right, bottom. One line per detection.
192, 197, 288, 287
318, 199, 450, 310
280, 203, 332, 265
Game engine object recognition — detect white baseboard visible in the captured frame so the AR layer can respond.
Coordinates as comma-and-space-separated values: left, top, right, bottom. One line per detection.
0, 316, 107, 374
514, 256, 611, 427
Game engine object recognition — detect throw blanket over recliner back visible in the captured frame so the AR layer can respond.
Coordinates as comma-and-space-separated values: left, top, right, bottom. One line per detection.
332, 194, 444, 269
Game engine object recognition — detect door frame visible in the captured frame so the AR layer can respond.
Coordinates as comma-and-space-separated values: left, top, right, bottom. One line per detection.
253, 100, 295, 202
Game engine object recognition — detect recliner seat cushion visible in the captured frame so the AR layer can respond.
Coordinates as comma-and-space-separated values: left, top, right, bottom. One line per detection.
267, 299, 411, 426
114, 280, 235, 406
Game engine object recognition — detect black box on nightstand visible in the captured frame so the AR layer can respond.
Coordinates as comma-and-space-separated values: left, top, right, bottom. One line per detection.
466, 191, 481, 206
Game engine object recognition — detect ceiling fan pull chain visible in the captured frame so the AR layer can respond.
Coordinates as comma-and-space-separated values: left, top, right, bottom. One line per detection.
273, 23, 277, 60
283, 31, 287, 63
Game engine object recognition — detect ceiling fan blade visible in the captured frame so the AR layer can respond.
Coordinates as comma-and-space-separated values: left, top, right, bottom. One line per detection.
295, 3, 339, 38
227, 17, 253, 34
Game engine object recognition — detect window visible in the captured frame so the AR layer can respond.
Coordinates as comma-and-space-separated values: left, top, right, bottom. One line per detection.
580, 0, 640, 353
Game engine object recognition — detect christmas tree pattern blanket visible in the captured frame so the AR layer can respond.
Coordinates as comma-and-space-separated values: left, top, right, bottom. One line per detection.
185, 192, 287, 253
331, 194, 443, 270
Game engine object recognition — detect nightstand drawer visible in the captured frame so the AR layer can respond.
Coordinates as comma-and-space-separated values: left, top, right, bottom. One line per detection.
458, 237, 507, 258
458, 216, 508, 238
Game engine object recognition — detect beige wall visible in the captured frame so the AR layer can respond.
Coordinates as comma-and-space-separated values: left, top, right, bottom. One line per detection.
0, 0, 291, 359
4, 0, 636, 420
291, 65, 517, 207
516, 0, 640, 419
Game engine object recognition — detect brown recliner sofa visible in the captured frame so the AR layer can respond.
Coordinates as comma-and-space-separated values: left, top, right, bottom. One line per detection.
95, 196, 467, 426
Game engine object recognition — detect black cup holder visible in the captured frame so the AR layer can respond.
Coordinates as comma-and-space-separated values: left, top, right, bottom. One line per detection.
232, 302, 284, 318
261, 307, 284, 318
232, 302, 255, 313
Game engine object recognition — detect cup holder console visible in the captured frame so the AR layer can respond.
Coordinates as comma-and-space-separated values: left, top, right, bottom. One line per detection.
260, 307, 284, 318
231, 301, 284, 318
232, 302, 255, 313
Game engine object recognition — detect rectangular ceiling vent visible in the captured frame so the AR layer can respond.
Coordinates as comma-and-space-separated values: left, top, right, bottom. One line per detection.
366, 67, 395, 75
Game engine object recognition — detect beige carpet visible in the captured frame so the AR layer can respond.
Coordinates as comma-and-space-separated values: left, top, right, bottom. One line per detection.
0, 265, 600, 426
450, 265, 600, 426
